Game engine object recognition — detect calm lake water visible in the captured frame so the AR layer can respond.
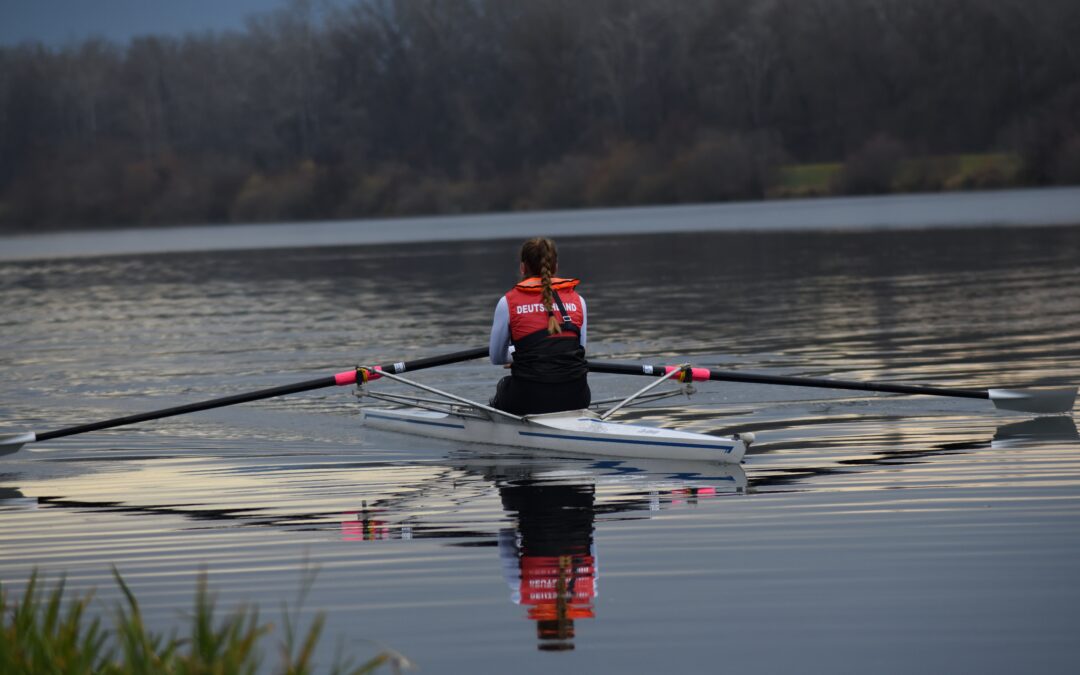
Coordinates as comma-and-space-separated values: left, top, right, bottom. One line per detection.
2, 195, 1080, 673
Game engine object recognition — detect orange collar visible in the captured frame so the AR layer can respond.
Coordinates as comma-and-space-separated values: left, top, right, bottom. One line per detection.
514, 277, 580, 293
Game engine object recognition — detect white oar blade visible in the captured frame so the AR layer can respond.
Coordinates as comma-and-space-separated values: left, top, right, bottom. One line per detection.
0, 432, 36, 455
989, 388, 1077, 414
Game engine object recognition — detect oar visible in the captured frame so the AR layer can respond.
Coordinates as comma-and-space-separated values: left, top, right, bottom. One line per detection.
0, 346, 489, 453
587, 361, 1076, 414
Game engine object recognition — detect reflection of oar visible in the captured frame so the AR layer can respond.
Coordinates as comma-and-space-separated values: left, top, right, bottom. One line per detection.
991, 416, 1079, 448
0, 347, 489, 453
588, 361, 1076, 414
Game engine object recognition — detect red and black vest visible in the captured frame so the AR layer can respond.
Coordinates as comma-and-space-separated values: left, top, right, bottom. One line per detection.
505, 277, 588, 383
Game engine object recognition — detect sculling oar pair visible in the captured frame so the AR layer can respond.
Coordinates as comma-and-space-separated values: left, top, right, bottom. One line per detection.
1, 346, 1074, 453
0, 346, 490, 453
586, 362, 1077, 414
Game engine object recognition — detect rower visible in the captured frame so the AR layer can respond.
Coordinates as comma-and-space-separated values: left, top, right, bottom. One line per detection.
489, 237, 590, 415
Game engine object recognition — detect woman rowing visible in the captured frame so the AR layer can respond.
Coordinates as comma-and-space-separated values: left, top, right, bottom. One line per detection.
489, 237, 590, 415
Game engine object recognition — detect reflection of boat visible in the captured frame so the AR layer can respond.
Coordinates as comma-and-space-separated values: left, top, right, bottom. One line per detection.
338, 453, 746, 542
446, 451, 747, 492
357, 368, 750, 462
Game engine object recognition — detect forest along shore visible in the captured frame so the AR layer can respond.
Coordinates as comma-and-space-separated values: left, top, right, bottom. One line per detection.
2, 1, 1078, 233
2, 188, 1080, 263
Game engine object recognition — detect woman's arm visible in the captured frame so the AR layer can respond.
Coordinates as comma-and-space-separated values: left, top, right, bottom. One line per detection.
489, 296, 512, 364
579, 294, 587, 350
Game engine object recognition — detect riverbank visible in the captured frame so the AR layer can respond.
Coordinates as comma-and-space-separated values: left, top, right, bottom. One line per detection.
2, 186, 1079, 262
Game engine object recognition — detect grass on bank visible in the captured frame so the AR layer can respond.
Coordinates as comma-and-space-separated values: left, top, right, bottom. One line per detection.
772, 162, 843, 197
772, 152, 1023, 198
0, 568, 409, 675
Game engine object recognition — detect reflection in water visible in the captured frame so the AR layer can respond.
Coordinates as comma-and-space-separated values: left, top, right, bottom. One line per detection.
0, 486, 35, 510
1, 410, 1077, 661
13, 411, 1074, 650
992, 416, 1079, 448
336, 453, 745, 650
745, 415, 1080, 489
498, 481, 596, 651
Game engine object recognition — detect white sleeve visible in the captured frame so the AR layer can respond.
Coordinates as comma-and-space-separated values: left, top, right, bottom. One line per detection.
579, 294, 587, 351
489, 296, 512, 365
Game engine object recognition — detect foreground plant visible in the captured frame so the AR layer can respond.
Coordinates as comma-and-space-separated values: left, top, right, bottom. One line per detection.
0, 568, 409, 674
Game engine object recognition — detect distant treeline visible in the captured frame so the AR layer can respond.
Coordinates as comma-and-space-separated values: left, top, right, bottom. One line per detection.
2, 0, 1079, 232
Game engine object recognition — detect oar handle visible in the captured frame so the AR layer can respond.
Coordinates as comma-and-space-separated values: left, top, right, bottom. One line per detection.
587, 361, 990, 400
35, 346, 490, 443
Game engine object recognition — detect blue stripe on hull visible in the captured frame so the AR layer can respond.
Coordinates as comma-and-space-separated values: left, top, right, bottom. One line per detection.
518, 430, 734, 453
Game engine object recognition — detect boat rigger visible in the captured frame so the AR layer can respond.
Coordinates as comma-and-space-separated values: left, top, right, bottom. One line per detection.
356, 365, 750, 463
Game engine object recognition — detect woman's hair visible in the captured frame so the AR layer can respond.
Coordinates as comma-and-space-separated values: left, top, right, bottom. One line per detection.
520, 237, 562, 334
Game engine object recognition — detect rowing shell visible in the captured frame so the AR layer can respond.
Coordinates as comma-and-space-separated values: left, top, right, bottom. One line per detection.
361, 407, 747, 463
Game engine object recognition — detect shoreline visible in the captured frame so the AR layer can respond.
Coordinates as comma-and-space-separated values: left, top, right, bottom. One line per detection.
2, 186, 1079, 262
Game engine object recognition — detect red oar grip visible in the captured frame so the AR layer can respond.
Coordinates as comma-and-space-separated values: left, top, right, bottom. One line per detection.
335, 366, 385, 385
334, 370, 357, 386
663, 366, 711, 382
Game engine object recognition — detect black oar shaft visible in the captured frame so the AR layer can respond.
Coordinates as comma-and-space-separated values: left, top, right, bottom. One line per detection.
35, 376, 337, 442
587, 361, 990, 401
35, 346, 489, 443
377, 347, 489, 373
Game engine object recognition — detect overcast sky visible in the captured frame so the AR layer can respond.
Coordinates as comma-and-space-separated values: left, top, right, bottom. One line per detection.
0, 0, 295, 46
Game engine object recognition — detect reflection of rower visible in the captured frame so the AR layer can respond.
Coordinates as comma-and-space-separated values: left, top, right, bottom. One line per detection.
498, 479, 597, 652
337, 454, 745, 650
341, 501, 403, 541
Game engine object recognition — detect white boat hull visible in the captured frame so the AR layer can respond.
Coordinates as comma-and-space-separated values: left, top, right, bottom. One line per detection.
361, 408, 746, 463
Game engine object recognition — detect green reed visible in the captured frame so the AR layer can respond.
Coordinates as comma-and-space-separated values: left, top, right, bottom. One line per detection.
0, 568, 409, 675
